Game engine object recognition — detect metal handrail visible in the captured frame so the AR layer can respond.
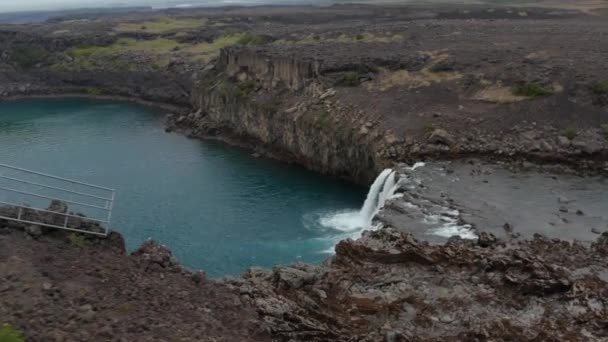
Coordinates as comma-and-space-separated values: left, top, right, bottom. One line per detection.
0, 163, 114, 191
0, 200, 109, 224
0, 175, 113, 202
0, 163, 114, 236
0, 186, 110, 211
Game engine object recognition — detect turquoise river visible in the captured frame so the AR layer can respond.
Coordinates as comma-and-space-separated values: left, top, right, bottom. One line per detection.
0, 98, 366, 276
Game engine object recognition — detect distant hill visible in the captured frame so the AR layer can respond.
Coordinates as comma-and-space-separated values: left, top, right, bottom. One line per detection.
0, 7, 151, 24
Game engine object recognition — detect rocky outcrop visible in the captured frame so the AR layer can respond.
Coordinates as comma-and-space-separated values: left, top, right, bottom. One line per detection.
179, 47, 385, 184
219, 46, 321, 91
221, 228, 608, 341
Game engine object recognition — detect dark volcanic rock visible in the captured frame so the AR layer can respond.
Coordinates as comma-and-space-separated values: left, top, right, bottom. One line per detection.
1, 219, 608, 341
0, 225, 268, 342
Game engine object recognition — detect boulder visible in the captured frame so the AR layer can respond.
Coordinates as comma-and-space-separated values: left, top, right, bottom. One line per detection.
319, 89, 336, 100
25, 225, 42, 237
428, 128, 454, 146
557, 136, 570, 148
272, 266, 315, 289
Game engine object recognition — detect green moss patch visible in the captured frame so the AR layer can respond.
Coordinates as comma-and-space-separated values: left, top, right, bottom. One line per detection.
511, 82, 554, 98
115, 17, 204, 33
68, 38, 182, 58
0, 323, 24, 342
601, 124, 608, 140
273, 32, 403, 45
185, 32, 264, 62
591, 81, 608, 95
235, 81, 257, 102
252, 99, 280, 114
563, 127, 578, 140
338, 72, 363, 87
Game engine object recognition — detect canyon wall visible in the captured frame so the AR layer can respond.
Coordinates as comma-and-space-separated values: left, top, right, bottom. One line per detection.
184, 47, 384, 184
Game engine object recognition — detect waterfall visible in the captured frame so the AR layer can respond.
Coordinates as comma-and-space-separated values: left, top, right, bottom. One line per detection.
318, 168, 405, 239
359, 169, 395, 227
378, 171, 397, 209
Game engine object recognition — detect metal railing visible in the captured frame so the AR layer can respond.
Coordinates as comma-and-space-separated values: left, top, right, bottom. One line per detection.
0, 163, 114, 236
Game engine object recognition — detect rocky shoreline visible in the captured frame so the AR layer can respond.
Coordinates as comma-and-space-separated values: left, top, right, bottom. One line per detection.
2, 93, 191, 115
2, 216, 608, 341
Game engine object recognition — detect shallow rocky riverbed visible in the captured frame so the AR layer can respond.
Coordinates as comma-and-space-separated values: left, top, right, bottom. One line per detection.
380, 160, 608, 244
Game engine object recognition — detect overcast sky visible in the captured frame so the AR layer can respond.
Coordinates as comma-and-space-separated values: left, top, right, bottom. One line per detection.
0, 0, 185, 13
0, 0, 328, 13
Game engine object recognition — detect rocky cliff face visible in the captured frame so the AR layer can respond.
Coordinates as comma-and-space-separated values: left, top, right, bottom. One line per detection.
218, 46, 321, 91
181, 47, 384, 184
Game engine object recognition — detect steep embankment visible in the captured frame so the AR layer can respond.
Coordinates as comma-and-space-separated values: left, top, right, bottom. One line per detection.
171, 46, 386, 184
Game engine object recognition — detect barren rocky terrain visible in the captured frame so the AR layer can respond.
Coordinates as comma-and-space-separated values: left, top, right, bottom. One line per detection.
1, 218, 608, 341
1, 1, 608, 341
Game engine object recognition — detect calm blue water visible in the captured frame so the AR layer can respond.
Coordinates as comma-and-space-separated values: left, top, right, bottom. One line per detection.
0, 98, 365, 276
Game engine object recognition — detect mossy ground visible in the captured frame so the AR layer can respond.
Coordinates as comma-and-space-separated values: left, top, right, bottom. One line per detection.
68, 38, 182, 57
0, 323, 24, 342
365, 51, 462, 91
591, 81, 608, 95
511, 82, 555, 98
114, 17, 205, 33
273, 32, 403, 45
56, 32, 262, 71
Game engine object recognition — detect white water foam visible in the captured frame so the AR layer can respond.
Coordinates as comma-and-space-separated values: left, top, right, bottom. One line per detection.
310, 168, 398, 247
310, 163, 476, 255
408, 162, 426, 171
359, 169, 393, 224
428, 225, 477, 240
318, 209, 362, 233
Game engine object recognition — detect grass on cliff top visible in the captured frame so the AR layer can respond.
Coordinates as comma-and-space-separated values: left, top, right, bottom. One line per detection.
66, 32, 261, 65
68, 38, 182, 57
511, 82, 555, 98
0, 323, 24, 342
472, 83, 529, 103
184, 32, 264, 62
591, 81, 608, 95
365, 51, 462, 91
273, 32, 403, 45
114, 17, 205, 33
